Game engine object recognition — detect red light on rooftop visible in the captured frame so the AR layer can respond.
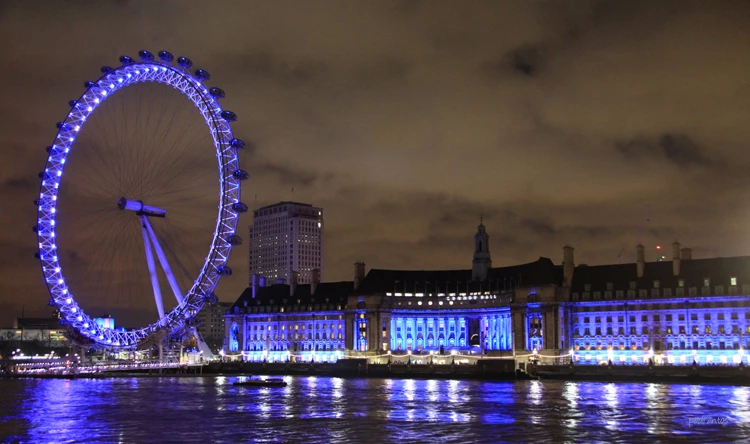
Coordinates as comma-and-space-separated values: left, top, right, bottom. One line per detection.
656, 245, 662, 249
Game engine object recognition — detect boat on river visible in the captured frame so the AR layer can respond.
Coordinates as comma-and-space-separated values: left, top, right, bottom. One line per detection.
233, 378, 287, 388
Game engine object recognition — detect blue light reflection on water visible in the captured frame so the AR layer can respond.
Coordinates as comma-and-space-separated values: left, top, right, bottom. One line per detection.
1, 377, 749, 443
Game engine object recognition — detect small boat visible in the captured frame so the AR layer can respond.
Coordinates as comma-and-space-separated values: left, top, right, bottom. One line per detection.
233, 378, 287, 388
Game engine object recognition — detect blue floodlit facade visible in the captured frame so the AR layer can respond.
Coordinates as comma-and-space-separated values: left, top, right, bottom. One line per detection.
227, 223, 750, 365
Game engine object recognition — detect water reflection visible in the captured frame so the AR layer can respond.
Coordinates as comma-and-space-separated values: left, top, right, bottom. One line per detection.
0, 377, 748, 442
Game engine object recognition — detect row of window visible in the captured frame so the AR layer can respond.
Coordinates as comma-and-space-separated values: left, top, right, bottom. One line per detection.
576, 312, 748, 324
575, 325, 750, 336
249, 323, 343, 330
582, 278, 740, 292
248, 332, 343, 340
575, 338, 750, 351
573, 285, 750, 301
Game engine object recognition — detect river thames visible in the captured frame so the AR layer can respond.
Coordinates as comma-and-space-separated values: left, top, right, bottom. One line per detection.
1, 376, 748, 442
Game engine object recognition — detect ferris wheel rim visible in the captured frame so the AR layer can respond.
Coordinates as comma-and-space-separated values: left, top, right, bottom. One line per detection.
35, 52, 245, 349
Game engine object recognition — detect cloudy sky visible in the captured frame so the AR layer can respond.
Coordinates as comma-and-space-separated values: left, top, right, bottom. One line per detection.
1, 0, 750, 326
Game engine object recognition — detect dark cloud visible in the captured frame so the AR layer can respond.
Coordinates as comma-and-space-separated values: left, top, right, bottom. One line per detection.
615, 133, 714, 169
229, 51, 325, 87
478, 43, 546, 81
2, 177, 35, 191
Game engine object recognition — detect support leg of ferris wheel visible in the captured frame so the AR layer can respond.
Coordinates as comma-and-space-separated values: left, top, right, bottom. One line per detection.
141, 218, 166, 319
142, 215, 184, 305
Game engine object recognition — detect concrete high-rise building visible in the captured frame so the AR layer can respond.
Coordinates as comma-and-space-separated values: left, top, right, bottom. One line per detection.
196, 301, 232, 353
248, 201, 324, 285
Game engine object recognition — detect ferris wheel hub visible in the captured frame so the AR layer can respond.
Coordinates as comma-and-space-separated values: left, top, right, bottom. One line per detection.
117, 197, 166, 218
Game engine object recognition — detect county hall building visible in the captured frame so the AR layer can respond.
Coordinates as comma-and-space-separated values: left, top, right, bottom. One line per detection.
225, 221, 750, 366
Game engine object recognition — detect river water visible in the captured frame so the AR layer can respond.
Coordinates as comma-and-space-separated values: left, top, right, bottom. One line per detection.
0, 376, 748, 443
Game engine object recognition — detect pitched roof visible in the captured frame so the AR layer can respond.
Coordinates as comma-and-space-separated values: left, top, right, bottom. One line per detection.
230, 281, 353, 311
356, 257, 560, 294
569, 256, 750, 291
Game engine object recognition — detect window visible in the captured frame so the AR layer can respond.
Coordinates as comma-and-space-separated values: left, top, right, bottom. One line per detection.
703, 278, 710, 287
731, 277, 738, 286
653, 280, 660, 289
641, 315, 648, 322
630, 281, 636, 290
678, 279, 685, 288
606, 282, 613, 291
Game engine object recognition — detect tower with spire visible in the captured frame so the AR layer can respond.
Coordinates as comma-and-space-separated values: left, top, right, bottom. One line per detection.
472, 216, 492, 281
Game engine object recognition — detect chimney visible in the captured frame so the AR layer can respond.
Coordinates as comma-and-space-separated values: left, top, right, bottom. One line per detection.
680, 247, 692, 260
311, 268, 320, 295
251, 274, 259, 298
636, 244, 645, 278
562, 245, 575, 287
354, 262, 366, 290
290, 271, 299, 296
672, 242, 681, 276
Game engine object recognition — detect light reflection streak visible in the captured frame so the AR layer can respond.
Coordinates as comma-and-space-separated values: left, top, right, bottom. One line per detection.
603, 383, 621, 433
561, 381, 579, 430
731, 386, 750, 426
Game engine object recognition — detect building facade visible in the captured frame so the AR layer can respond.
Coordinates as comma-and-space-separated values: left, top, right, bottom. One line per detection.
196, 301, 233, 354
248, 201, 324, 285
568, 243, 750, 365
228, 222, 750, 366
225, 270, 350, 362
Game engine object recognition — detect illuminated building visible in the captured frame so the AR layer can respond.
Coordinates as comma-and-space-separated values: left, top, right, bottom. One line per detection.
229, 220, 750, 366
225, 269, 350, 362
248, 201, 324, 285
0, 316, 70, 349
568, 243, 750, 365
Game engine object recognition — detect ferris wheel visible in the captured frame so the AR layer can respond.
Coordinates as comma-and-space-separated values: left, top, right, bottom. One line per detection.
34, 50, 248, 349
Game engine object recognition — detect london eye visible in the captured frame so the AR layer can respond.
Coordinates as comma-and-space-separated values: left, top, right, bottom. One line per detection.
34, 50, 247, 350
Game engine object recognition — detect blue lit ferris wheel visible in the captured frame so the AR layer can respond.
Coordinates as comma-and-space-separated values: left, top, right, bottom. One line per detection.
34, 50, 248, 349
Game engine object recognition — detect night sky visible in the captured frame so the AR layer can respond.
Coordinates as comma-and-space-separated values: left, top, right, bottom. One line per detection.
1, 1, 750, 327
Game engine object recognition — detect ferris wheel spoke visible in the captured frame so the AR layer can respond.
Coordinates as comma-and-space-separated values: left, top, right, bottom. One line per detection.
140, 217, 165, 320
139, 123, 207, 197
142, 216, 184, 305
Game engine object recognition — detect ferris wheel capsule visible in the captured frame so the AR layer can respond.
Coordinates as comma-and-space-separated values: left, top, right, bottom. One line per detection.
158, 50, 174, 62
138, 50, 154, 61
177, 56, 192, 69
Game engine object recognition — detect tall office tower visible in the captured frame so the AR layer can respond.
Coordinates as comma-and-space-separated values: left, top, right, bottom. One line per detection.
248, 202, 324, 285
